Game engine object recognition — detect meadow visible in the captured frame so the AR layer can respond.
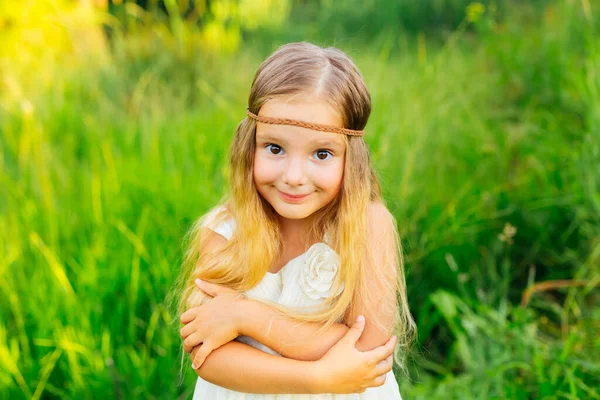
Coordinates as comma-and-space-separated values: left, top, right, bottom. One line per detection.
0, 0, 599, 398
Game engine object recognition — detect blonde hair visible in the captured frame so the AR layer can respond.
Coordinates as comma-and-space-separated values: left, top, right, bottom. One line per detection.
174, 42, 415, 369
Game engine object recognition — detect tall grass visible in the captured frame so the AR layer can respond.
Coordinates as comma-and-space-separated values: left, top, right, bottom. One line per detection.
0, 0, 598, 398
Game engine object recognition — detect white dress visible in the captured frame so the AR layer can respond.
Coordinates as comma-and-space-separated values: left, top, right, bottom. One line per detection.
192, 211, 402, 400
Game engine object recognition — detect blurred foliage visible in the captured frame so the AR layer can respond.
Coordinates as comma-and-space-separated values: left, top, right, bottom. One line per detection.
105, 0, 291, 52
1, 0, 599, 398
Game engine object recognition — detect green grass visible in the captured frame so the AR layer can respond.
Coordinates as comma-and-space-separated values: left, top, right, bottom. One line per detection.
1, 1, 599, 398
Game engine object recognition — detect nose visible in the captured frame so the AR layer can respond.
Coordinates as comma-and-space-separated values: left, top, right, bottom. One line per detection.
282, 156, 307, 186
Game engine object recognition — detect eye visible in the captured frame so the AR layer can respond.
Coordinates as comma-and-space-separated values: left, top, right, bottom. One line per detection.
265, 144, 284, 155
314, 149, 333, 161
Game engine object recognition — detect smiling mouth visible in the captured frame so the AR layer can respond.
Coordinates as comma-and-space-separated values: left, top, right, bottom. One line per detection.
278, 190, 311, 202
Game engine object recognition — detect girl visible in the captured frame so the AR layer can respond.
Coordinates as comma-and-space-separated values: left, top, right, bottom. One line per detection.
175, 41, 415, 398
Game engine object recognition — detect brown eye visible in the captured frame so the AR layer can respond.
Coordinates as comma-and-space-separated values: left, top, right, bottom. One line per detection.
266, 144, 283, 155
315, 150, 332, 160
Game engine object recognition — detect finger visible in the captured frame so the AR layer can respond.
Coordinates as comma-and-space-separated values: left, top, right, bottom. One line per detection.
180, 309, 197, 324
180, 323, 194, 340
374, 355, 394, 376
371, 374, 387, 387
194, 278, 224, 297
342, 315, 365, 345
183, 334, 201, 353
376, 354, 393, 369
369, 335, 397, 363
192, 343, 213, 370
184, 342, 193, 354
183, 333, 203, 354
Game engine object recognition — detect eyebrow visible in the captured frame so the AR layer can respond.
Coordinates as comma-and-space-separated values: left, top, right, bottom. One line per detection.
256, 134, 344, 150
256, 133, 288, 144
311, 139, 344, 150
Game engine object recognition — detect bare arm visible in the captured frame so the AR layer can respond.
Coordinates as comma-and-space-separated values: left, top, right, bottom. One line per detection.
192, 341, 318, 394
183, 279, 351, 362
183, 230, 317, 394
214, 201, 398, 358
237, 298, 349, 361
192, 315, 396, 395
344, 201, 400, 350
184, 228, 351, 361
183, 203, 400, 393
184, 202, 399, 362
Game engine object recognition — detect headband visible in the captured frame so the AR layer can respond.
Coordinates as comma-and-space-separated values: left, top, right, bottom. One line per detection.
246, 109, 364, 136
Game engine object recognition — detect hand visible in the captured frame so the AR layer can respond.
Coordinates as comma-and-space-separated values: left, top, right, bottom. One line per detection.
179, 279, 245, 369
313, 315, 396, 394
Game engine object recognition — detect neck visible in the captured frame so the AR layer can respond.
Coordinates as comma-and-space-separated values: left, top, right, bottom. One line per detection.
277, 215, 312, 244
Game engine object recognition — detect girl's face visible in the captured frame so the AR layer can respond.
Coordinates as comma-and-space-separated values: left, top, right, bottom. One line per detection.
253, 95, 346, 221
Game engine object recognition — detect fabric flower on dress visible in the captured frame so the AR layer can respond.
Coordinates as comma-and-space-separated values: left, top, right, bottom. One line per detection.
300, 243, 344, 300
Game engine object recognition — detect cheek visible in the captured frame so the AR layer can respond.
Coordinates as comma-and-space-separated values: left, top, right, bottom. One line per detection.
253, 153, 277, 185
314, 162, 344, 194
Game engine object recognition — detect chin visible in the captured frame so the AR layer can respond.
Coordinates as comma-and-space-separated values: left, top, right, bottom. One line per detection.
273, 204, 314, 220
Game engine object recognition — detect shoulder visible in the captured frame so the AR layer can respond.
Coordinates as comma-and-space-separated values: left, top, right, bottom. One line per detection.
366, 201, 395, 233
365, 200, 398, 272
200, 227, 228, 257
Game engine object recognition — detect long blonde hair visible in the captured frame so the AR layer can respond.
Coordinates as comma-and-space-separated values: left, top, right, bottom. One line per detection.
175, 42, 415, 368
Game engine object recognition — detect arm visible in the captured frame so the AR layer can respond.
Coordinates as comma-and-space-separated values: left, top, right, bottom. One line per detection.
238, 298, 349, 361
183, 279, 350, 362
192, 314, 396, 395
184, 229, 318, 394
344, 201, 400, 350
192, 340, 317, 394
183, 228, 350, 361
235, 202, 397, 357
183, 201, 399, 362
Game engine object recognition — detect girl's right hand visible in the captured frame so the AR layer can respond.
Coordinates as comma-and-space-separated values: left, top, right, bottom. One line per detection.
312, 315, 397, 394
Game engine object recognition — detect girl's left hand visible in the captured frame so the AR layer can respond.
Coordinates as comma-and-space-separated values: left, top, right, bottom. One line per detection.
179, 279, 245, 369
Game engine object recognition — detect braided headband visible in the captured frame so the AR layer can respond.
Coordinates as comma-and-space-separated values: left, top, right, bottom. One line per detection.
246, 109, 364, 136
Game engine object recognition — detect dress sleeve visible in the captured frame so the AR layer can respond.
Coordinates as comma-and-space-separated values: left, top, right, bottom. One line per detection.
212, 218, 236, 240
202, 206, 236, 241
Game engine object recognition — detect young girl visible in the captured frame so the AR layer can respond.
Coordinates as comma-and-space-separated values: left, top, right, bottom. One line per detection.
175, 41, 415, 398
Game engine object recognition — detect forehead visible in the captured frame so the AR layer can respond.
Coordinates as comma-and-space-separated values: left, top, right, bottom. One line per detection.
255, 97, 346, 148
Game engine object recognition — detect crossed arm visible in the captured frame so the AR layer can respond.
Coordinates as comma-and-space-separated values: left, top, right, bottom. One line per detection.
188, 339, 319, 394
180, 202, 399, 394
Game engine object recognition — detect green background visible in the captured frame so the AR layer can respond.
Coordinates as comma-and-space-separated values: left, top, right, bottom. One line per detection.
1, 0, 599, 398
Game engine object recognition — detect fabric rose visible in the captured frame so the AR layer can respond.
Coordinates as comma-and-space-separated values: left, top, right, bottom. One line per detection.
300, 243, 344, 300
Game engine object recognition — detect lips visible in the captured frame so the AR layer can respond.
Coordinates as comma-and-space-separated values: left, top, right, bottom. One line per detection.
278, 190, 311, 202
280, 191, 310, 198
